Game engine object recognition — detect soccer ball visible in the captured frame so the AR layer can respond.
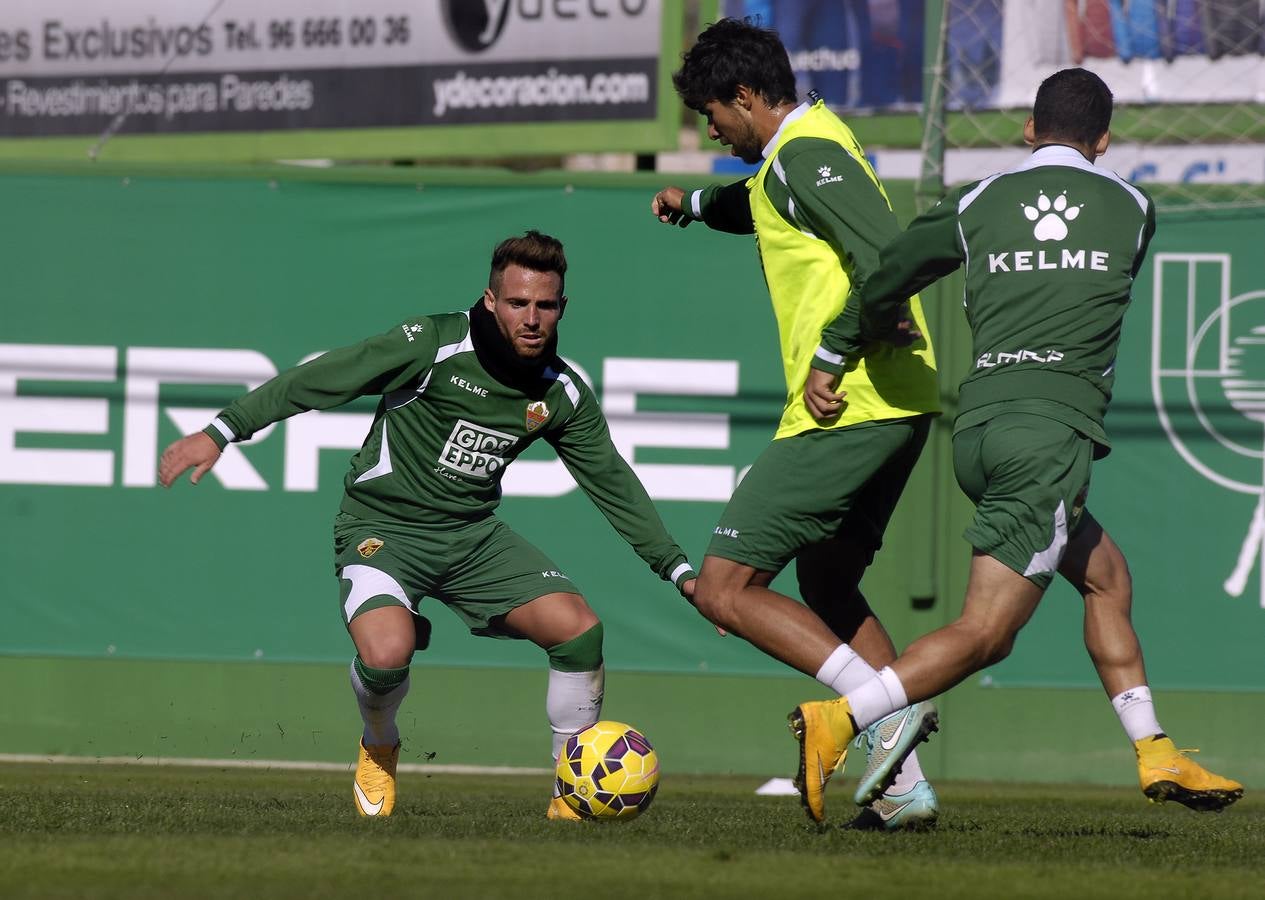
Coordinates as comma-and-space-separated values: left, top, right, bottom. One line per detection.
555, 720, 660, 821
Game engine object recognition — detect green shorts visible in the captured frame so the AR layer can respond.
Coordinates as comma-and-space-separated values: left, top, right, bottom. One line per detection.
332, 512, 579, 638
706, 415, 931, 574
952, 412, 1093, 588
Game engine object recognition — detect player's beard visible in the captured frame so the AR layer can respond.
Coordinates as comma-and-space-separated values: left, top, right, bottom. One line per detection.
730, 120, 763, 164
512, 331, 548, 358
468, 299, 558, 386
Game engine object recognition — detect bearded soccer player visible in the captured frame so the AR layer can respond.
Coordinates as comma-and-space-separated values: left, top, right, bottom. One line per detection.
159, 231, 697, 820
650, 18, 942, 829
796, 68, 1243, 820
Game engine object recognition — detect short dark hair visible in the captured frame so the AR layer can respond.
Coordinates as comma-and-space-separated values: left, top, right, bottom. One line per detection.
489, 230, 567, 294
1032, 68, 1113, 148
672, 17, 797, 113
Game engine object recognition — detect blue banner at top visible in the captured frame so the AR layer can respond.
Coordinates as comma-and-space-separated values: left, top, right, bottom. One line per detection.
719, 1, 1265, 113
721, 0, 924, 111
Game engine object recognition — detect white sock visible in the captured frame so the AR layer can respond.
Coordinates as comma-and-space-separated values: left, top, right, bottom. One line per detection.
846, 666, 909, 731
547, 666, 605, 761
1111, 686, 1164, 742
814, 644, 879, 695
349, 660, 409, 747
888, 748, 927, 794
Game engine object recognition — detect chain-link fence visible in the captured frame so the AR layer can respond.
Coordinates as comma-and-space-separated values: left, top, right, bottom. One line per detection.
924, 0, 1265, 210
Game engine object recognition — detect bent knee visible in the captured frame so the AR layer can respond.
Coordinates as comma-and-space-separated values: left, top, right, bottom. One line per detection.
980, 635, 1016, 667
548, 619, 604, 672
356, 632, 415, 670
952, 619, 1019, 668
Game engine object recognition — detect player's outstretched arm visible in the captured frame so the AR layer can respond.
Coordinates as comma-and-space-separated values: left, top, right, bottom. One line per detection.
651, 180, 754, 235
158, 432, 222, 487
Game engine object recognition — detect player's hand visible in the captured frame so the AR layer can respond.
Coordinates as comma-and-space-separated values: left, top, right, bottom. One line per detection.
681, 578, 726, 636
878, 304, 922, 347
158, 432, 222, 487
651, 186, 692, 228
804, 368, 847, 422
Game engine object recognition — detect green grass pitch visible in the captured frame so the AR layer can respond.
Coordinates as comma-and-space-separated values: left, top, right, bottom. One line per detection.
0, 762, 1260, 899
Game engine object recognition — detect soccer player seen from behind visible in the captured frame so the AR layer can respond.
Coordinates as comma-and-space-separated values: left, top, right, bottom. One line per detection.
797, 68, 1243, 817
650, 17, 942, 829
158, 231, 697, 821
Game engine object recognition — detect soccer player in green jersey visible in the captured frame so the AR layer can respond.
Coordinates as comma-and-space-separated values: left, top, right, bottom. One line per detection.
650, 18, 942, 830
795, 68, 1243, 819
158, 231, 697, 821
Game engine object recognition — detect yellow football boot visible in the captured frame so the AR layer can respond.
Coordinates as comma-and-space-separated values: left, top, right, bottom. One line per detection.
1136, 735, 1243, 812
787, 697, 857, 824
547, 795, 583, 821
353, 740, 400, 817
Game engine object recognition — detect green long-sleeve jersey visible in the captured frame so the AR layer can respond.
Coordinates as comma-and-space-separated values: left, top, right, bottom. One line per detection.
821, 144, 1156, 454
203, 311, 695, 590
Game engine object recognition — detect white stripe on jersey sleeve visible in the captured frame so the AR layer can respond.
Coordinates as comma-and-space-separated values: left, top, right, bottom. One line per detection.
670, 562, 695, 584
210, 416, 236, 443
785, 196, 819, 240
814, 346, 845, 366
389, 318, 474, 409
435, 331, 474, 364
544, 367, 582, 407
957, 221, 971, 309
958, 172, 1006, 214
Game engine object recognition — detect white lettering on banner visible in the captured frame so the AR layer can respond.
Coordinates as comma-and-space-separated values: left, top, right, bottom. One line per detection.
0, 343, 116, 486
123, 348, 277, 488
431, 68, 650, 118
0, 3, 662, 78
280, 349, 372, 492
0, 344, 740, 501
601, 357, 740, 502
0, 3, 663, 140
165, 406, 269, 490
284, 411, 372, 491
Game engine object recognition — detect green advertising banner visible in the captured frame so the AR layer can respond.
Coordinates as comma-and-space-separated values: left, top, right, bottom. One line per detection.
0, 165, 794, 675
2, 166, 1262, 693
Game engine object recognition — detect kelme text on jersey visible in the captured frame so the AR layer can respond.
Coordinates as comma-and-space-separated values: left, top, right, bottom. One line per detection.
987, 249, 1110, 273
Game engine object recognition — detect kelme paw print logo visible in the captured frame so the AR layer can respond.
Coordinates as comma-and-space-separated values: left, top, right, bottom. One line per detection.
1021, 191, 1082, 242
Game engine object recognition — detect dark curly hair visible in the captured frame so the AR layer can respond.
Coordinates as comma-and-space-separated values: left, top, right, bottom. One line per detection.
672, 17, 797, 113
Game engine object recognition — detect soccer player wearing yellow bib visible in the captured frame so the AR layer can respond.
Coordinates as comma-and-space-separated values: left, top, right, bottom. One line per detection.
651, 18, 941, 830
797, 69, 1242, 820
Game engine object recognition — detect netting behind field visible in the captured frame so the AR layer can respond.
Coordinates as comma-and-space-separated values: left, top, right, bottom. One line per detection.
927, 0, 1265, 209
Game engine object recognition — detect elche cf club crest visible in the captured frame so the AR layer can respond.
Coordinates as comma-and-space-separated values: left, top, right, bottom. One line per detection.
1153, 252, 1265, 608
525, 401, 550, 432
